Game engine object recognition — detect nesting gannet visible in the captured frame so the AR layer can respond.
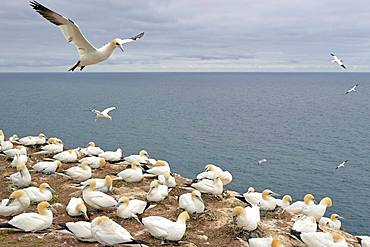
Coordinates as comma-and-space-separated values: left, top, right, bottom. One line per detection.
7, 162, 32, 188
0, 190, 30, 217
116, 196, 151, 220
66, 197, 89, 220
91, 216, 145, 246
356, 236, 370, 247
301, 232, 348, 247
0, 201, 54, 232
285, 193, 315, 214
91, 107, 116, 120
81, 142, 104, 156
79, 156, 106, 169
142, 211, 190, 242
80, 175, 113, 193
4, 146, 27, 158
32, 160, 61, 174
243, 189, 279, 211
146, 160, 171, 176
249, 238, 284, 247
39, 142, 63, 154
59, 221, 96, 242
30, 1, 144, 71
9, 134, 19, 143
197, 164, 233, 185
53, 149, 80, 162
99, 148, 122, 162
303, 197, 332, 221
82, 179, 117, 209
336, 160, 349, 169
19, 136, 36, 146
147, 180, 168, 202
190, 174, 224, 195
179, 190, 205, 214
319, 214, 342, 230
258, 159, 267, 165
11, 153, 28, 167
63, 161, 92, 182
233, 205, 260, 231
345, 83, 359, 94
0, 140, 13, 152
330, 53, 346, 69
276, 195, 292, 209
291, 216, 317, 239
158, 172, 176, 188
47, 137, 63, 144
124, 150, 154, 165
117, 160, 143, 183
23, 183, 55, 202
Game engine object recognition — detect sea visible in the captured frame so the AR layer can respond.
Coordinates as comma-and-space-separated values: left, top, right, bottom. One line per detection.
0, 72, 369, 234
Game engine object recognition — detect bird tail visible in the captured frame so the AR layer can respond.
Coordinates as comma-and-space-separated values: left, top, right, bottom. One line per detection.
124, 238, 148, 246
235, 195, 248, 204
0, 223, 17, 230
290, 229, 302, 241
54, 172, 71, 179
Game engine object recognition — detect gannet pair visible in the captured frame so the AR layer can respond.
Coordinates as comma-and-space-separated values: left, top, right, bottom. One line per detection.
196, 164, 232, 185
345, 84, 359, 95
23, 183, 55, 202
285, 193, 315, 214
319, 213, 342, 230
79, 156, 106, 169
302, 197, 332, 221
32, 160, 61, 174
99, 148, 122, 162
301, 232, 348, 247
117, 160, 143, 182
82, 180, 117, 209
116, 196, 152, 220
190, 173, 224, 195
330, 53, 346, 69
248, 237, 284, 247
0, 201, 54, 232
158, 172, 176, 187
19, 133, 46, 146
7, 162, 32, 188
81, 142, 104, 156
147, 180, 168, 202
66, 197, 88, 220
30, 1, 144, 71
62, 161, 92, 182
238, 189, 279, 211
80, 175, 113, 193
233, 204, 260, 231
179, 190, 205, 214
0, 190, 30, 216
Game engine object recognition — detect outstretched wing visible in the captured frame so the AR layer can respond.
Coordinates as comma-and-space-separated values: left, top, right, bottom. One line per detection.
30, 1, 96, 57
120, 32, 145, 44
102, 107, 116, 115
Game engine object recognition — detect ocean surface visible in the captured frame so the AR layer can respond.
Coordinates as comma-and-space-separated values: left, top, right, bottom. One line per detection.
0, 72, 369, 234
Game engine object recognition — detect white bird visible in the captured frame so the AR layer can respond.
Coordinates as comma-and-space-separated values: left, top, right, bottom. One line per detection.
356, 236, 370, 247
336, 160, 349, 169
117, 161, 143, 183
233, 205, 260, 232
19, 136, 37, 146
190, 175, 224, 195
331, 53, 346, 69
276, 195, 293, 209
285, 194, 315, 214
0, 201, 54, 232
91, 216, 144, 246
4, 146, 27, 158
34, 133, 47, 145
179, 190, 205, 214
59, 221, 96, 242
66, 197, 88, 220
0, 190, 30, 217
0, 140, 13, 152
82, 180, 117, 209
197, 164, 233, 185
39, 142, 64, 154
47, 137, 63, 144
116, 196, 151, 220
11, 153, 28, 167
32, 160, 61, 174
303, 197, 332, 221
258, 159, 267, 165
91, 107, 116, 120
291, 216, 317, 238
53, 149, 80, 163
124, 150, 154, 164
8, 134, 19, 143
146, 160, 171, 176
301, 232, 348, 247
345, 83, 359, 94
79, 156, 106, 169
0, 130, 4, 142
81, 142, 104, 156
23, 183, 55, 202
63, 161, 92, 182
30, 1, 144, 71
241, 189, 279, 211
248, 238, 284, 247
7, 162, 32, 188
142, 211, 190, 242
158, 172, 176, 188
147, 180, 168, 202
99, 148, 122, 162
80, 175, 113, 193
319, 214, 343, 230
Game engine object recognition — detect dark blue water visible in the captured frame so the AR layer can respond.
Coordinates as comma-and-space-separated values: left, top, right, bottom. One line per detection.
0, 72, 369, 234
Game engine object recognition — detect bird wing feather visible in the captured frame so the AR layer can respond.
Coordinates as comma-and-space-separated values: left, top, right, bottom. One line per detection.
101, 107, 116, 115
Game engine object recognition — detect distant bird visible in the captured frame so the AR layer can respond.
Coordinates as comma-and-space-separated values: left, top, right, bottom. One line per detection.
330, 53, 346, 69
257, 159, 267, 165
29, 1, 144, 71
336, 160, 349, 169
91, 107, 116, 120
345, 84, 359, 94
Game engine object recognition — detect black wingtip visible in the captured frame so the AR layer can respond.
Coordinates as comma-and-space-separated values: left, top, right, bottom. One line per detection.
341, 65, 346, 69
132, 32, 144, 40
330, 53, 335, 56
235, 195, 248, 204
290, 229, 302, 241
0, 223, 16, 229
124, 239, 148, 246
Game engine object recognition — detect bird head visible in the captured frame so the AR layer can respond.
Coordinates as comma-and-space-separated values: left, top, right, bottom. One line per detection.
282, 195, 293, 205
94, 216, 110, 225
272, 239, 284, 247
16, 162, 27, 171
116, 196, 129, 207
105, 175, 113, 187
304, 193, 315, 204
262, 189, 280, 199
37, 201, 55, 215
7, 190, 27, 206
87, 141, 96, 147
330, 213, 343, 221
76, 203, 88, 220
38, 133, 46, 138
39, 183, 55, 193
80, 161, 90, 170
320, 197, 333, 207
232, 206, 244, 217
139, 149, 149, 158
177, 211, 190, 223
191, 190, 203, 203
112, 38, 125, 52
99, 158, 106, 168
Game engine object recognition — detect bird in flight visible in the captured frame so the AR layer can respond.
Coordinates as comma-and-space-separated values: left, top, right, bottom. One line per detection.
336, 160, 349, 169
345, 83, 359, 95
330, 53, 346, 69
29, 1, 144, 71
257, 159, 267, 165
91, 107, 116, 121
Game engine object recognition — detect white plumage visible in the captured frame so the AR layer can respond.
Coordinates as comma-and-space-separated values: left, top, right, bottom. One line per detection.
66, 197, 88, 219
32, 160, 61, 174
82, 180, 117, 209
116, 196, 149, 219
117, 161, 143, 183
147, 180, 168, 202
60, 221, 96, 242
301, 232, 348, 247
23, 183, 54, 202
0, 190, 30, 217
7, 163, 31, 188
79, 156, 106, 169
99, 148, 122, 162
178, 190, 205, 214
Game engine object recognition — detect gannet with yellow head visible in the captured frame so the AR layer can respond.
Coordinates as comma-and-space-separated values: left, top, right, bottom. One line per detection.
66, 197, 88, 220
32, 160, 61, 174
319, 213, 343, 230
0, 190, 30, 216
7, 162, 32, 188
233, 204, 260, 231
117, 160, 143, 183
285, 193, 315, 214
79, 156, 106, 169
116, 196, 151, 220
179, 190, 205, 214
82, 179, 117, 209
303, 196, 332, 222
80, 175, 113, 193
301, 232, 348, 247
23, 182, 55, 202
158, 172, 176, 188
64, 161, 92, 182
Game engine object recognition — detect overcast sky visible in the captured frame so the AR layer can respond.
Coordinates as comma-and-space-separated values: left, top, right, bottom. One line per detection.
1, 0, 370, 72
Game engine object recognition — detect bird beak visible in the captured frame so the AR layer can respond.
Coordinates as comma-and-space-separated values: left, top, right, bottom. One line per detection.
116, 201, 122, 208
338, 215, 344, 220
83, 212, 89, 220
119, 44, 124, 53
5, 198, 15, 206
47, 187, 55, 193
198, 197, 204, 204
271, 192, 280, 197
49, 206, 57, 213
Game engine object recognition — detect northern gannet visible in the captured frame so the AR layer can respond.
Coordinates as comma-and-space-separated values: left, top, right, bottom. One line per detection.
82, 179, 117, 209
142, 211, 190, 242
39, 142, 64, 154
0, 190, 30, 217
66, 197, 89, 220
0, 201, 54, 232
319, 214, 342, 230
11, 153, 28, 167
197, 164, 233, 185
285, 193, 315, 214
303, 197, 332, 221
59, 221, 96, 242
32, 160, 61, 174
179, 190, 205, 214
117, 160, 143, 183
124, 149, 149, 163
91, 107, 116, 120
146, 160, 171, 176
7, 162, 32, 188
190, 174, 224, 195
30, 1, 144, 71
19, 133, 46, 146
330, 53, 346, 69
336, 160, 349, 169
233, 205, 260, 231
301, 232, 348, 247
79, 156, 106, 169
258, 159, 268, 165
81, 142, 104, 156
4, 146, 27, 158
99, 148, 122, 162
8, 134, 19, 143
158, 172, 176, 188
242, 189, 279, 211
80, 175, 113, 193
53, 149, 80, 163
91, 216, 145, 246
0, 140, 13, 152
345, 83, 359, 94
116, 196, 151, 220
63, 161, 92, 182
276, 195, 293, 209
291, 216, 317, 239
356, 236, 370, 247
47, 137, 63, 144
147, 180, 168, 202
249, 238, 284, 247
23, 183, 55, 202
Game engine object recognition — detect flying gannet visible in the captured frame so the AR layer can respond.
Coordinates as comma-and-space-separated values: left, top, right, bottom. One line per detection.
336, 160, 349, 169
30, 1, 144, 71
330, 53, 346, 69
345, 83, 359, 94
